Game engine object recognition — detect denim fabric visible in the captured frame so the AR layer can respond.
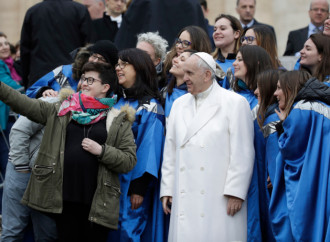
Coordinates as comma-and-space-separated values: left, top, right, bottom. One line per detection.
1, 162, 57, 242
0, 121, 14, 214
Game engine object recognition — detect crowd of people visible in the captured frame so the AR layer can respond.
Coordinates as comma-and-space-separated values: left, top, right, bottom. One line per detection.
0, 0, 330, 241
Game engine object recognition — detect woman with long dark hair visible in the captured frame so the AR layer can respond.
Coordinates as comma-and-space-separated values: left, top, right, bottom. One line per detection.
163, 25, 211, 77
109, 48, 165, 241
300, 33, 330, 84
232, 45, 275, 241
270, 70, 330, 241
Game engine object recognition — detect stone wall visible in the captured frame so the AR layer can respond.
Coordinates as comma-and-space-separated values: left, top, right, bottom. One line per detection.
0, 0, 314, 55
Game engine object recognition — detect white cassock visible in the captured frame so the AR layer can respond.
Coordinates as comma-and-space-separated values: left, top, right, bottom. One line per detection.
160, 82, 255, 242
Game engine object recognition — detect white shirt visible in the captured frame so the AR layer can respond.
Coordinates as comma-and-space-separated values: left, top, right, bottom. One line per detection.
110, 14, 122, 28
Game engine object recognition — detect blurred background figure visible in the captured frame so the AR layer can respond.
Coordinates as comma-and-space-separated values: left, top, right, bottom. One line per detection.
114, 0, 207, 50
92, 0, 127, 42
283, 0, 329, 56
136, 32, 169, 90
236, 0, 276, 37
199, 0, 215, 49
20, 0, 92, 89
83, 0, 106, 20
0, 32, 24, 216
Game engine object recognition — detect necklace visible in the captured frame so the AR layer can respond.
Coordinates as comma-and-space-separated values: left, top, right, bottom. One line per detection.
83, 124, 93, 138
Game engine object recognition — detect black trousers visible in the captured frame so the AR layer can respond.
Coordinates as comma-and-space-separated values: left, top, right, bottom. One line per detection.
54, 201, 110, 242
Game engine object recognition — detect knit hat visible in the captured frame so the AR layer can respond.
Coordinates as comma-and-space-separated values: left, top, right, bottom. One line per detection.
91, 40, 119, 68
193, 52, 216, 74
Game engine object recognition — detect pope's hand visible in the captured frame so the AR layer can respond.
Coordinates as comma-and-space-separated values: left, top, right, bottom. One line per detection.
226, 195, 243, 216
161, 196, 172, 215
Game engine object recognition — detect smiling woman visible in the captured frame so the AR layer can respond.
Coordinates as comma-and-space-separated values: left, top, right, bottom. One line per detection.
109, 48, 166, 241
300, 33, 330, 84
0, 61, 137, 242
270, 70, 330, 241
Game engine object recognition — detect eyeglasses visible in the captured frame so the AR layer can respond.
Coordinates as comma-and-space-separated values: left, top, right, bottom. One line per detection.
240, 36, 256, 44
310, 8, 328, 13
80, 74, 102, 85
175, 38, 192, 48
90, 53, 107, 63
115, 61, 129, 69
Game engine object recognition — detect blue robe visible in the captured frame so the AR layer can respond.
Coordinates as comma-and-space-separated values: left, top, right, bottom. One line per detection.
261, 105, 280, 184
215, 58, 235, 75
108, 97, 165, 242
26, 64, 77, 98
237, 86, 275, 242
270, 100, 330, 242
164, 84, 187, 118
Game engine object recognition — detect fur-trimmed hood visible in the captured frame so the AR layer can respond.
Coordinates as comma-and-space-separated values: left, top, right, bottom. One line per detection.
106, 105, 135, 132
58, 88, 75, 102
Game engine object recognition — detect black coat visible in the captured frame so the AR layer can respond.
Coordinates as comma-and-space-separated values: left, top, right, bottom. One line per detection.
20, 0, 92, 88
114, 0, 207, 50
283, 26, 308, 56
91, 12, 120, 42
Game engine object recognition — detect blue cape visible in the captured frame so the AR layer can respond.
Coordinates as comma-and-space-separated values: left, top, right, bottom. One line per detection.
26, 64, 77, 98
109, 97, 166, 241
270, 100, 330, 241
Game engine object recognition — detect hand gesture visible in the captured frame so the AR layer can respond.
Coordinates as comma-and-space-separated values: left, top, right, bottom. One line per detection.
81, 138, 102, 155
275, 108, 286, 121
161, 196, 172, 215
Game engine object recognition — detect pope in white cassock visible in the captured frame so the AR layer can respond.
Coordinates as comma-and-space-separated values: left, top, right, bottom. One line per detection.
160, 52, 255, 242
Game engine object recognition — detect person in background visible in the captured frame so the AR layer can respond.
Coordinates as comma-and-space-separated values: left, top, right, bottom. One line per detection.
212, 14, 242, 89
232, 45, 275, 241
114, 0, 207, 50
199, 0, 215, 50
241, 25, 282, 69
20, 0, 92, 88
284, 0, 329, 56
236, 0, 276, 37
136, 32, 169, 90
0, 62, 137, 242
108, 48, 165, 242
160, 52, 254, 241
0, 33, 24, 215
164, 25, 211, 79
300, 33, 330, 84
83, 0, 106, 20
271, 70, 330, 241
92, 0, 127, 42
26, 40, 119, 98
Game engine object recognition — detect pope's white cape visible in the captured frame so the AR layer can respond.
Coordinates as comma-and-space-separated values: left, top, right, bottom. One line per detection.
160, 83, 255, 242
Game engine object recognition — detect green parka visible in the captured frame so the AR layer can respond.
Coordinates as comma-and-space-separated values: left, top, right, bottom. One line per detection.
0, 82, 137, 229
